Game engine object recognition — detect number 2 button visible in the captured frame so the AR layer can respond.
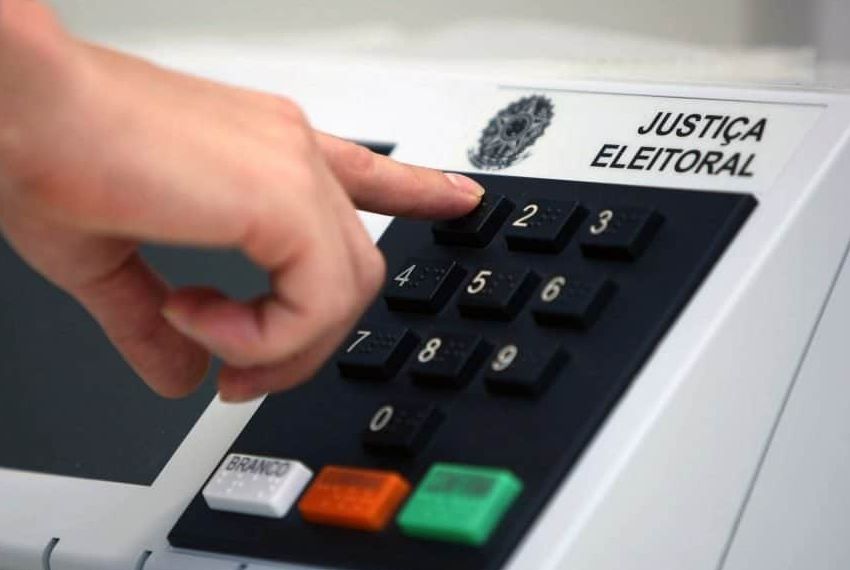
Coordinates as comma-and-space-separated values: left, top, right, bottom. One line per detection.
504, 199, 585, 253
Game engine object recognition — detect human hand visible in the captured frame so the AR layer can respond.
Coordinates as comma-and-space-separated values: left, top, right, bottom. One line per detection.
0, 1, 483, 402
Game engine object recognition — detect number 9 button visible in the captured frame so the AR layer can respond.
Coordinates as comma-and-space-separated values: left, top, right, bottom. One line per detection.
485, 341, 568, 396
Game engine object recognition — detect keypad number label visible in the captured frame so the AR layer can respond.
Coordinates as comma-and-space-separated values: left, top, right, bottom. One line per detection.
346, 330, 372, 353
491, 344, 519, 372
418, 337, 443, 364
466, 270, 493, 295
511, 204, 539, 228
540, 276, 566, 303
394, 265, 416, 287
369, 406, 395, 432
589, 209, 614, 235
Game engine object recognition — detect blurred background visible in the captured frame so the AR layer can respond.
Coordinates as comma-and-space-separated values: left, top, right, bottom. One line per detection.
47, 0, 850, 86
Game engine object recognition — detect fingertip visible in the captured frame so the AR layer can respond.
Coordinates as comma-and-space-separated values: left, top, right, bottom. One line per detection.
444, 172, 485, 200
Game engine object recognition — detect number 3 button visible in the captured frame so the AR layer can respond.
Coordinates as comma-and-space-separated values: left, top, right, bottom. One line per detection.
580, 206, 663, 261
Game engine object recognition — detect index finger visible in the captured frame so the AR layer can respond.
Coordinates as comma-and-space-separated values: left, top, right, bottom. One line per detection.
316, 134, 484, 219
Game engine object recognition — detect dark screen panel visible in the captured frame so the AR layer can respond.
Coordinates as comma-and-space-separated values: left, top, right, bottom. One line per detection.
0, 240, 268, 485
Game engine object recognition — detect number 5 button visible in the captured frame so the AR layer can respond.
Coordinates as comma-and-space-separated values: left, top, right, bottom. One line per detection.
504, 199, 585, 253
458, 268, 540, 320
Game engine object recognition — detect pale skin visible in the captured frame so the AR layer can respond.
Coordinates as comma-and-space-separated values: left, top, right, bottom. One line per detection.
0, 0, 483, 402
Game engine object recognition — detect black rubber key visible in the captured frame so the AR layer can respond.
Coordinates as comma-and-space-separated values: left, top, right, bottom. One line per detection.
409, 332, 490, 388
484, 342, 568, 396
580, 206, 663, 261
504, 199, 585, 253
432, 194, 514, 247
383, 258, 466, 313
337, 325, 419, 381
362, 401, 444, 456
457, 268, 540, 320
530, 274, 616, 329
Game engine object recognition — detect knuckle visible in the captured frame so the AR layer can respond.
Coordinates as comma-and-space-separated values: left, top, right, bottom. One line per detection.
342, 143, 376, 177
274, 95, 309, 123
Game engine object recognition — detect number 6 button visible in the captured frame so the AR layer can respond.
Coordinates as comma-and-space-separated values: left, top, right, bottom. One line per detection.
530, 274, 616, 329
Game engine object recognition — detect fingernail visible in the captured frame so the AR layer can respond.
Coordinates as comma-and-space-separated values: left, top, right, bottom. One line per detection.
445, 172, 485, 200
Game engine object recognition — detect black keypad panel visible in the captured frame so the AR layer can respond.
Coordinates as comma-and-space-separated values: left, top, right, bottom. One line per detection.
170, 175, 756, 570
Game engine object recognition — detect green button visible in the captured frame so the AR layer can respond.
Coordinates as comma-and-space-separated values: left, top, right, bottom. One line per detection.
396, 463, 523, 546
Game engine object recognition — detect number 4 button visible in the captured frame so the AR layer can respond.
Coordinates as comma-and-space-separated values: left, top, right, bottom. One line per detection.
383, 258, 466, 313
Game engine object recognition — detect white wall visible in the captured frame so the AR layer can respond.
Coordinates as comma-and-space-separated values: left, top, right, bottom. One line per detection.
48, 0, 811, 48
815, 0, 850, 60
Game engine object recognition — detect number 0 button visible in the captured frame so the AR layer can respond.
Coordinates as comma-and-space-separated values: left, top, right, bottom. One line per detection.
362, 401, 444, 456
383, 258, 466, 313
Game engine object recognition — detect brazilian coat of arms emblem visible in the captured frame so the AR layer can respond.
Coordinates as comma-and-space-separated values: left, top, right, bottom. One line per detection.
468, 95, 554, 171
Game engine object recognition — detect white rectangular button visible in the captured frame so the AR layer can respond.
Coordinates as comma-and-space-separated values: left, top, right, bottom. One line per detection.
203, 454, 312, 518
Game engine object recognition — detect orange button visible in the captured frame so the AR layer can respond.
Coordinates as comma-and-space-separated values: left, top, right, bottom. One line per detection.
297, 466, 411, 531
